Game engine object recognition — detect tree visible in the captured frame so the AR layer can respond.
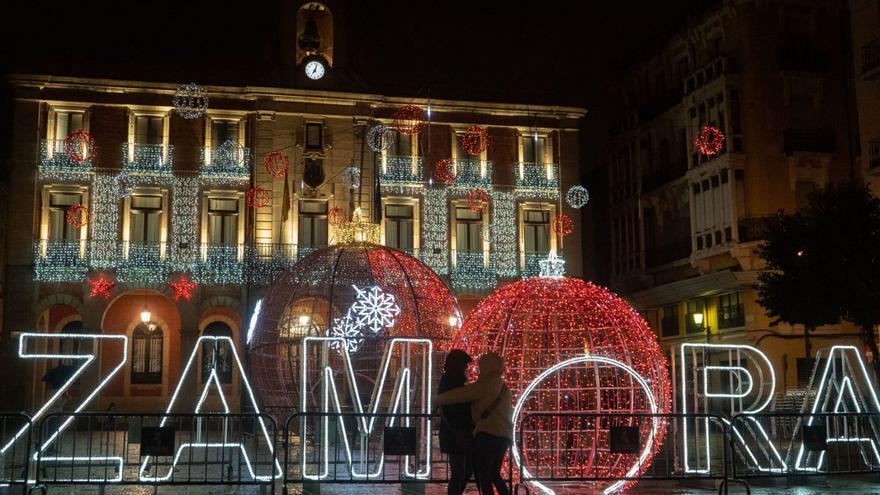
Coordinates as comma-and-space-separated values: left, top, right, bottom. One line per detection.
757, 183, 880, 380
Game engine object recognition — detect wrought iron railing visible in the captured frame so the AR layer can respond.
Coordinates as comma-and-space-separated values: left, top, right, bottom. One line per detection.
453, 159, 492, 188
122, 143, 173, 172
515, 162, 559, 191
40, 140, 93, 173
379, 155, 423, 184
200, 145, 252, 178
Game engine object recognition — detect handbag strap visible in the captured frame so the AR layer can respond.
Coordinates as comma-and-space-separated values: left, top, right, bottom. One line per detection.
480, 384, 507, 420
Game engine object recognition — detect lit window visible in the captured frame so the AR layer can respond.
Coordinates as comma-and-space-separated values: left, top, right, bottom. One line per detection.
718, 292, 745, 329
522, 135, 546, 164
48, 192, 83, 242
384, 204, 414, 251
53, 111, 84, 140
208, 198, 239, 245
305, 123, 323, 150
454, 207, 483, 253
201, 322, 233, 385
131, 323, 163, 385
299, 200, 328, 247
130, 195, 162, 244
211, 120, 238, 146
393, 131, 412, 157
523, 209, 550, 253
135, 116, 163, 145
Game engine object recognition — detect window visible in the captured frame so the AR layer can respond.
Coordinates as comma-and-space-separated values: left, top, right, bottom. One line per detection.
718, 292, 745, 329
393, 131, 412, 156
208, 198, 239, 245
49, 192, 83, 242
201, 322, 233, 385
131, 324, 162, 385
661, 305, 680, 337
685, 300, 705, 334
54, 111, 84, 140
299, 200, 328, 247
522, 135, 546, 164
523, 209, 550, 253
454, 133, 468, 160
135, 116, 163, 145
305, 123, 323, 149
130, 195, 162, 244
454, 207, 483, 252
211, 120, 239, 146
384, 204, 414, 251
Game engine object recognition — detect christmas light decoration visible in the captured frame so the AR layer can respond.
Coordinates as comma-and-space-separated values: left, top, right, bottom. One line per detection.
65, 203, 89, 228
328, 206, 347, 226
248, 243, 459, 415
173, 82, 209, 119
116, 172, 134, 199
422, 188, 450, 275
64, 130, 97, 164
217, 139, 246, 168
246, 186, 271, 208
537, 251, 565, 278
341, 166, 361, 189
516, 162, 558, 191
246, 299, 263, 346
300, 337, 433, 479
40, 140, 93, 178
393, 105, 427, 135
87, 272, 116, 298
433, 158, 457, 185
460, 125, 490, 156
350, 285, 400, 334
565, 185, 590, 209
380, 155, 423, 184
695, 125, 724, 156
552, 213, 574, 237
366, 124, 394, 152
264, 151, 290, 177
466, 188, 490, 213
490, 190, 518, 277
169, 274, 197, 301
455, 159, 492, 188
139, 336, 282, 481
327, 311, 366, 354
454, 276, 671, 494
123, 143, 172, 172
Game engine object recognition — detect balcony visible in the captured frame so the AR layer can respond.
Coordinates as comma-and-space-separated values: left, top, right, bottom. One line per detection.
379, 155, 423, 184
684, 57, 729, 96
450, 250, 497, 293
515, 162, 559, 191
862, 37, 880, 80
33, 240, 90, 282
453, 159, 492, 188
200, 145, 251, 180
40, 140, 93, 177
122, 143, 173, 173
783, 129, 836, 154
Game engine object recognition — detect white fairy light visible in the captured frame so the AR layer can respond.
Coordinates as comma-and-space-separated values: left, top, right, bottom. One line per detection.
538, 251, 566, 278
350, 285, 400, 334
173, 83, 209, 119
341, 166, 361, 189
565, 185, 590, 209
366, 124, 395, 152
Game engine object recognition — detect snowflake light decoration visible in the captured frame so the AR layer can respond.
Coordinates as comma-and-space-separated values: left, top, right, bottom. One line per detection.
366, 124, 394, 152
65, 204, 90, 228
565, 185, 590, 209
64, 130, 97, 164
264, 151, 290, 177
169, 274, 197, 302
695, 125, 725, 156
87, 272, 116, 299
350, 284, 400, 334
173, 83, 209, 119
327, 311, 366, 354
342, 166, 361, 189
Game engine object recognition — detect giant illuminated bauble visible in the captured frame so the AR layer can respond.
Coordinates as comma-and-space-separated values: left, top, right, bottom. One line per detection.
249, 243, 461, 415
455, 276, 671, 494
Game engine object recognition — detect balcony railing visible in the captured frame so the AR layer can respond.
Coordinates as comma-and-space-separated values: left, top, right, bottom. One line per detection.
379, 155, 423, 184
122, 143, 173, 172
453, 159, 492, 188
515, 162, 559, 191
684, 57, 729, 96
200, 145, 251, 178
33, 240, 90, 283
862, 37, 880, 78
783, 129, 836, 154
40, 140, 93, 174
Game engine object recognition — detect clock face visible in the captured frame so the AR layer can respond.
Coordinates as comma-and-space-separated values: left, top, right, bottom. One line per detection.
305, 60, 325, 80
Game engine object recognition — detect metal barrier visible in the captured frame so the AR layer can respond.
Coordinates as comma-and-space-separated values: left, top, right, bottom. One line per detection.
515, 412, 729, 494
0, 413, 33, 494
730, 412, 880, 480
33, 412, 278, 490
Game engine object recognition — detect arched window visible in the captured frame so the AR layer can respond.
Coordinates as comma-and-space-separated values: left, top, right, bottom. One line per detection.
131, 323, 163, 384
202, 322, 234, 385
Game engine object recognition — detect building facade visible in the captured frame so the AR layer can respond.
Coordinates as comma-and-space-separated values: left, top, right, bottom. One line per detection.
1, 3, 586, 413
606, 0, 861, 398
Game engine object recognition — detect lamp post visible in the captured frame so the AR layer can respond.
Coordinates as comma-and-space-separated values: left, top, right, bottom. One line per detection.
693, 311, 709, 343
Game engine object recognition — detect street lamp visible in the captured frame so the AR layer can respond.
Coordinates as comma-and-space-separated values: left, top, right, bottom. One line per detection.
692, 311, 709, 342
140, 305, 152, 324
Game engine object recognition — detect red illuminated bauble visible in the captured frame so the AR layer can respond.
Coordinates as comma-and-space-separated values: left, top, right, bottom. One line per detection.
695, 125, 725, 156
246, 186, 271, 208
466, 188, 490, 213
460, 125, 490, 156
455, 276, 671, 493
264, 151, 290, 177
64, 130, 97, 164
249, 243, 461, 416
328, 206, 347, 226
392, 105, 427, 135
434, 159, 458, 185
552, 213, 575, 237
65, 204, 90, 228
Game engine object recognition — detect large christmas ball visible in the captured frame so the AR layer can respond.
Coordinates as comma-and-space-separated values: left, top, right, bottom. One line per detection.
455, 276, 671, 494
249, 243, 461, 415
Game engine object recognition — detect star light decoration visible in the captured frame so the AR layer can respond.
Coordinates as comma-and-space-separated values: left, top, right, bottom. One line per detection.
87, 272, 116, 298
466, 188, 490, 213
393, 105, 427, 135
341, 166, 361, 189
565, 185, 590, 209
169, 274, 197, 302
264, 151, 290, 177
173, 83, 209, 119
366, 124, 395, 152
695, 125, 725, 156
460, 125, 490, 156
65, 204, 90, 228
553, 213, 575, 237
64, 130, 97, 164
434, 159, 457, 185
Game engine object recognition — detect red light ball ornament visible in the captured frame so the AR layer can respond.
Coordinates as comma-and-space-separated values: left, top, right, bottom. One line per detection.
246, 186, 271, 208
393, 105, 427, 135
64, 130, 97, 164
552, 213, 574, 237
460, 125, 490, 156
434, 159, 458, 185
695, 125, 725, 156
455, 275, 671, 494
264, 151, 290, 177
328, 206, 347, 226
466, 188, 490, 213
65, 204, 90, 228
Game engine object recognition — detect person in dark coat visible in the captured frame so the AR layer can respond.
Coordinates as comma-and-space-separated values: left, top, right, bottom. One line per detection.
438, 349, 475, 495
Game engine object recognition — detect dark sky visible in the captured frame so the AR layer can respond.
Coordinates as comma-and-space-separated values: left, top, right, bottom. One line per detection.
2, 0, 701, 108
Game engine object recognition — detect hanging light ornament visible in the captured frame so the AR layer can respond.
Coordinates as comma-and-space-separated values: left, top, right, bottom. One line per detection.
366, 124, 395, 152
169, 274, 198, 302
460, 125, 490, 156
63, 130, 97, 164
553, 213, 575, 237
264, 151, 290, 177
466, 188, 491, 213
695, 125, 725, 156
328, 206, 347, 226
565, 185, 591, 209
393, 105, 427, 135
434, 159, 458, 185
342, 166, 361, 189
172, 82, 209, 119
246, 186, 271, 208
87, 272, 116, 299
65, 204, 90, 228
217, 139, 245, 167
